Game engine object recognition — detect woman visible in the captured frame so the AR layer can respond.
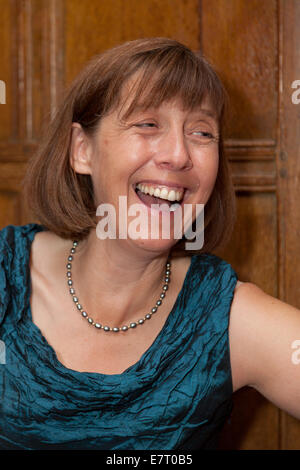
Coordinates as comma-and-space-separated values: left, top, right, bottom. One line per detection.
0, 38, 299, 450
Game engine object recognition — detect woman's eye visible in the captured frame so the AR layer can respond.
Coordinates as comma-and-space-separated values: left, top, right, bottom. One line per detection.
191, 131, 214, 138
135, 123, 157, 128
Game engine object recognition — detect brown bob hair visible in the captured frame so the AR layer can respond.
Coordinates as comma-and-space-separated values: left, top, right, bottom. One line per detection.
22, 37, 236, 255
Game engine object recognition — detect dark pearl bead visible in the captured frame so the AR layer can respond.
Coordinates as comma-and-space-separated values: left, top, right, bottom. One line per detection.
67, 240, 171, 333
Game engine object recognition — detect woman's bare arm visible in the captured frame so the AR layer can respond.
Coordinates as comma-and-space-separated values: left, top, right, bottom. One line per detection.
229, 282, 300, 419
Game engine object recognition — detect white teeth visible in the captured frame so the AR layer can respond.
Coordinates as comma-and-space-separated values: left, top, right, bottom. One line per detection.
159, 188, 168, 199
167, 190, 176, 202
136, 183, 184, 202
169, 203, 181, 212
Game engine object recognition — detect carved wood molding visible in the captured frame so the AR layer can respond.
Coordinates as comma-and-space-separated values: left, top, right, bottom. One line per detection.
225, 139, 276, 192
8, 0, 64, 145
225, 139, 276, 161
0, 142, 37, 161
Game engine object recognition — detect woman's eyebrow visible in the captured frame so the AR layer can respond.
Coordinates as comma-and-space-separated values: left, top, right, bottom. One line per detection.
119, 106, 219, 124
190, 110, 219, 129
119, 105, 151, 120
194, 108, 218, 121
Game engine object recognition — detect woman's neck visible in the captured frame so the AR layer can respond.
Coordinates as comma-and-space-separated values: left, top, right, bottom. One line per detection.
69, 229, 171, 327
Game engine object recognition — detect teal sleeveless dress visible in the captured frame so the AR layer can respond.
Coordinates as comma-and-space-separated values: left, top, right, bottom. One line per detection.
0, 223, 238, 450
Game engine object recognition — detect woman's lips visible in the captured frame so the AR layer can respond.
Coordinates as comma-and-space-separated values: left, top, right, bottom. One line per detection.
133, 186, 182, 213
134, 179, 186, 192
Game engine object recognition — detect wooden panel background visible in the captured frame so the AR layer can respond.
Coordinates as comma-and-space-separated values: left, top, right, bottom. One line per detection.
0, 0, 299, 449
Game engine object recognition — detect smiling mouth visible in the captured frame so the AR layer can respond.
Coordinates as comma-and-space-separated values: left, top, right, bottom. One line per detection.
133, 184, 185, 212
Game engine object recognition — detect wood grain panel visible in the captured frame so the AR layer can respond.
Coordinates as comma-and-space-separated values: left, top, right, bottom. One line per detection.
225, 141, 277, 190
229, 157, 276, 191
216, 191, 279, 449
201, 0, 278, 140
225, 139, 276, 158
0, 0, 13, 140
0, 0, 64, 165
0, 162, 28, 189
0, 162, 26, 227
14, 0, 34, 140
277, 0, 300, 450
216, 192, 278, 295
64, 0, 200, 83
0, 191, 21, 228
0, 142, 37, 162
14, 0, 65, 141
32, 0, 65, 125
121, 0, 200, 48
0, 159, 28, 227
219, 387, 280, 449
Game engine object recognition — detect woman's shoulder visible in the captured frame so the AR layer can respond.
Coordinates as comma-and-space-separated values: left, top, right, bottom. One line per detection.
0, 222, 70, 287
0, 222, 45, 252
0, 222, 70, 330
0, 223, 42, 327
196, 252, 244, 291
190, 251, 241, 288
174, 252, 242, 333
0, 223, 44, 298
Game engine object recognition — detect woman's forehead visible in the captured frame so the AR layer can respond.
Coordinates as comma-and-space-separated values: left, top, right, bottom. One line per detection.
116, 94, 219, 123
113, 69, 220, 121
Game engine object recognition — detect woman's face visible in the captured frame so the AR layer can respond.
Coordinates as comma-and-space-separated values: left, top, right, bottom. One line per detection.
71, 90, 220, 253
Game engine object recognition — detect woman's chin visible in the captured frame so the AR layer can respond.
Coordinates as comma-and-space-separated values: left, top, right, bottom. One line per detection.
127, 235, 180, 254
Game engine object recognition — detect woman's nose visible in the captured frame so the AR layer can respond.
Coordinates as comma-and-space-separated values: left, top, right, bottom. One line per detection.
154, 128, 192, 171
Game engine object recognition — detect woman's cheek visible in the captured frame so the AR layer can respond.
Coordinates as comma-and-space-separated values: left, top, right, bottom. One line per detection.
197, 147, 219, 177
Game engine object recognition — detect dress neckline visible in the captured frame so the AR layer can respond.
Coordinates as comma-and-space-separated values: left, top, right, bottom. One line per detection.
24, 223, 196, 382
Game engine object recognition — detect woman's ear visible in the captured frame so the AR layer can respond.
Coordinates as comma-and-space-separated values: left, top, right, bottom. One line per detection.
69, 123, 93, 175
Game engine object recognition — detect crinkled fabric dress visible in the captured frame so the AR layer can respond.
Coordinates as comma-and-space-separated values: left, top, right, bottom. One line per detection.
0, 223, 238, 450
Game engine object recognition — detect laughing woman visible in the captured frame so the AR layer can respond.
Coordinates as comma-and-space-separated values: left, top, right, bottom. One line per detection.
0, 38, 299, 450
